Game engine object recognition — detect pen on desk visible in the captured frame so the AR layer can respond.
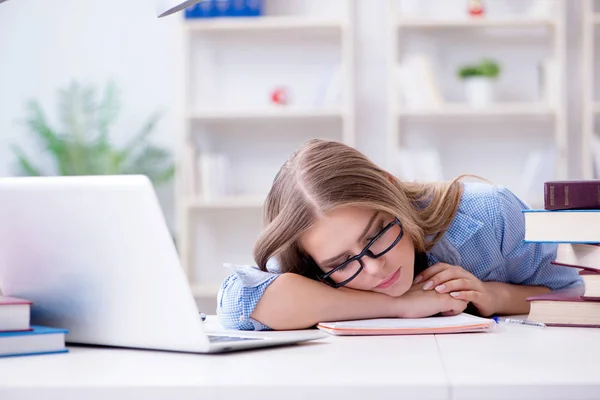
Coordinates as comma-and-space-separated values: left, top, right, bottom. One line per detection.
493, 316, 546, 328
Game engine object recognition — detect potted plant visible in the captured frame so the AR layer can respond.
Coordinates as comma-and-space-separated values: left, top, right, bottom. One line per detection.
11, 81, 175, 185
458, 59, 500, 107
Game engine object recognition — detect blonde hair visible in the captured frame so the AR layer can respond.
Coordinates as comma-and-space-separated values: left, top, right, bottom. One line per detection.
254, 139, 467, 276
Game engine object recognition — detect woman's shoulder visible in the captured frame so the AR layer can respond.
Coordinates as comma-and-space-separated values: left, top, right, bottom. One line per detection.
456, 181, 501, 220
460, 180, 525, 210
455, 181, 527, 230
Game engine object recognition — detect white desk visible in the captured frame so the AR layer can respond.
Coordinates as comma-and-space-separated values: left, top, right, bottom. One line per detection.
437, 324, 600, 400
0, 317, 598, 400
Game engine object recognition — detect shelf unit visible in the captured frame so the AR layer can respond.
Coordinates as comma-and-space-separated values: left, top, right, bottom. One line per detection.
395, 102, 554, 118
177, 1, 356, 299
187, 108, 346, 122
395, 17, 556, 29
184, 15, 349, 32
387, 1, 567, 207
582, 0, 599, 179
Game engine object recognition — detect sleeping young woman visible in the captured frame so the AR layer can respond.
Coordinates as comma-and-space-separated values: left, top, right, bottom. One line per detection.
217, 139, 581, 330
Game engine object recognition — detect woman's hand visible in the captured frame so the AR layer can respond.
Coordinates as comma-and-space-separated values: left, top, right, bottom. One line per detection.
393, 286, 469, 318
413, 263, 497, 316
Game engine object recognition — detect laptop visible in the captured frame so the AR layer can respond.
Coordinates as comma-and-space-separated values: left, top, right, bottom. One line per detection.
0, 175, 326, 353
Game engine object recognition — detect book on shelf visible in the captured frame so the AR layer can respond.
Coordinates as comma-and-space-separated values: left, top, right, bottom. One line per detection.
0, 296, 32, 332
0, 326, 68, 358
185, 0, 263, 19
527, 287, 600, 328
522, 209, 600, 243
544, 180, 600, 210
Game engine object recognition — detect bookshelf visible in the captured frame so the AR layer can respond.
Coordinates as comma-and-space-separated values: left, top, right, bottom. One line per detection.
177, 0, 355, 300
582, 0, 600, 179
395, 17, 556, 29
395, 102, 554, 118
184, 15, 349, 32
387, 0, 567, 208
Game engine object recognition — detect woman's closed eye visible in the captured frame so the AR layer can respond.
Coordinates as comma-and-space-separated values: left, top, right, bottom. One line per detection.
335, 262, 350, 272
365, 222, 384, 242
326, 255, 351, 271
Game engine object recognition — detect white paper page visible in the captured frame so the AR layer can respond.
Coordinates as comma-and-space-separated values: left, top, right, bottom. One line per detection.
322, 313, 491, 329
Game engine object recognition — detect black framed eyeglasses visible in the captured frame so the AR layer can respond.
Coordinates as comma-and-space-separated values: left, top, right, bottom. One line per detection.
316, 217, 404, 288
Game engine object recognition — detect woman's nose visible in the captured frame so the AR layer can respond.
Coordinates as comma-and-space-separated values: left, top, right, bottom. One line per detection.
362, 256, 386, 278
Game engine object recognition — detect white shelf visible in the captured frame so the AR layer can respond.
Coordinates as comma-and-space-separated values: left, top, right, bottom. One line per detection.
396, 103, 555, 118
191, 283, 221, 298
185, 16, 347, 33
186, 195, 266, 209
593, 14, 600, 24
395, 17, 556, 29
188, 108, 345, 123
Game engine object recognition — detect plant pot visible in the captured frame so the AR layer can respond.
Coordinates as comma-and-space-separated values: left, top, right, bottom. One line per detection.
464, 77, 495, 108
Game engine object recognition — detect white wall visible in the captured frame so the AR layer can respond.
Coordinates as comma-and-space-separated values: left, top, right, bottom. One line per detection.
0, 0, 587, 231
0, 0, 588, 312
0, 0, 184, 228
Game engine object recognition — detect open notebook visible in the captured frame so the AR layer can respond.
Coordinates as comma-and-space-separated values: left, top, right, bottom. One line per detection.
317, 313, 494, 336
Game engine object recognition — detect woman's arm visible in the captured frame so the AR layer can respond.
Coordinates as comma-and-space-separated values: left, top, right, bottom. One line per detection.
219, 262, 468, 331
251, 273, 396, 330
252, 273, 468, 330
483, 282, 550, 315
494, 187, 582, 290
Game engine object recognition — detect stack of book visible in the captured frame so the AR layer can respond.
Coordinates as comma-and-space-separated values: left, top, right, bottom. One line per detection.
0, 296, 68, 358
523, 180, 600, 327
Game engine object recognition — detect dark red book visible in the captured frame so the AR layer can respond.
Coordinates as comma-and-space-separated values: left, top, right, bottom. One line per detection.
553, 243, 600, 272
527, 287, 600, 327
544, 180, 600, 210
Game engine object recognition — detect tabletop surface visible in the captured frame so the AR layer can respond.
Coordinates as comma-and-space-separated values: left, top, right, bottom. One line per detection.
0, 316, 598, 400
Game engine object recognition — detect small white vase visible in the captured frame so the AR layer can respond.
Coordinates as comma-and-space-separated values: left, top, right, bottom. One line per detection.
464, 77, 495, 108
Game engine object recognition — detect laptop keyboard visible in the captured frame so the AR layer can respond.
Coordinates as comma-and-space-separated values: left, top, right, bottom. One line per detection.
207, 335, 263, 342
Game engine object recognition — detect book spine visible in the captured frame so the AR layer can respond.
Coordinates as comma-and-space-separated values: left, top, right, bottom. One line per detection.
544, 181, 600, 210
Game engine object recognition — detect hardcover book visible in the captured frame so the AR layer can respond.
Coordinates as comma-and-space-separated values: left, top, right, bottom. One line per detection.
544, 180, 600, 210
527, 287, 600, 327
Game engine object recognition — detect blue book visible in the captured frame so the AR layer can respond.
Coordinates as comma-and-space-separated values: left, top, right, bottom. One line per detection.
0, 325, 68, 358
184, 0, 215, 19
523, 209, 600, 243
243, 0, 263, 17
184, 0, 263, 18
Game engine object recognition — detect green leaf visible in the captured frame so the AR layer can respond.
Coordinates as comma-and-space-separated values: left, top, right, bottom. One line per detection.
122, 144, 175, 184
25, 101, 64, 156
15, 81, 174, 187
479, 59, 500, 78
11, 145, 43, 176
458, 66, 481, 79
97, 81, 120, 145
458, 59, 500, 80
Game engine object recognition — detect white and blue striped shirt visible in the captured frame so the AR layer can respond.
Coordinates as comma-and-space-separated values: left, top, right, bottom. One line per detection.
216, 183, 582, 330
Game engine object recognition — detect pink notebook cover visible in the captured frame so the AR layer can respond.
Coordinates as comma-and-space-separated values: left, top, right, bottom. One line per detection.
0, 296, 32, 306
